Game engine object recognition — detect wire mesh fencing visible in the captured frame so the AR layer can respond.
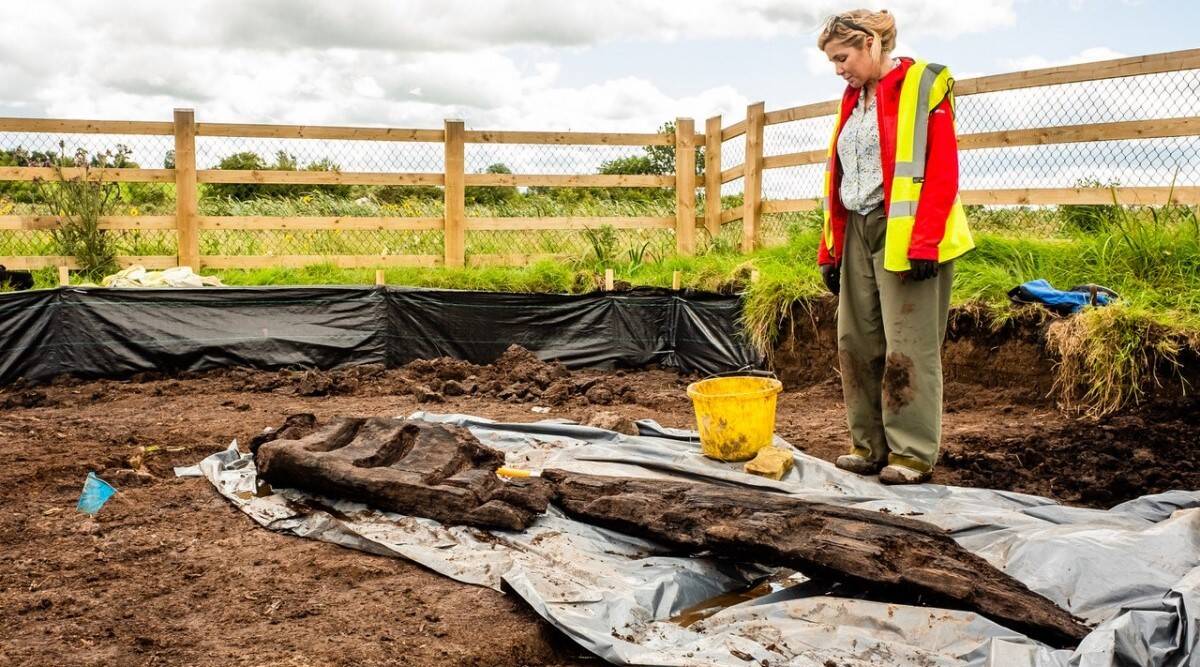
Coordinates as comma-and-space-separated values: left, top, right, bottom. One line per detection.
2, 52, 1197, 269
193, 135, 445, 259
751, 62, 1200, 243
0, 130, 177, 258
462, 141, 677, 261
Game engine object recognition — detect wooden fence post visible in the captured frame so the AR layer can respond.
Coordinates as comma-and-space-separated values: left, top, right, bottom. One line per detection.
173, 108, 199, 270
675, 118, 696, 256
741, 102, 765, 253
443, 119, 466, 268
704, 115, 722, 239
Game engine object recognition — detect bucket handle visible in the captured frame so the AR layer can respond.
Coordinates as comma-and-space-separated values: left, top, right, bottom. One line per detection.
702, 365, 778, 381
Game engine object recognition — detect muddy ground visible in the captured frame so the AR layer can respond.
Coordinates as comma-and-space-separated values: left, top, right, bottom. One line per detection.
2, 342, 1198, 666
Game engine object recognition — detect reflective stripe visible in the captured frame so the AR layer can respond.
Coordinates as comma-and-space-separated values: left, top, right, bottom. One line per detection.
889, 200, 917, 218
908, 63, 943, 181
894, 161, 922, 178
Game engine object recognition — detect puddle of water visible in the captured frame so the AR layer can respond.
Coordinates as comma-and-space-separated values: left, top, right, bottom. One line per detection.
669, 570, 797, 628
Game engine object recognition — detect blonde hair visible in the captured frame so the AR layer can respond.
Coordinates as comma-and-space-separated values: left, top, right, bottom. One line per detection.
817, 9, 897, 63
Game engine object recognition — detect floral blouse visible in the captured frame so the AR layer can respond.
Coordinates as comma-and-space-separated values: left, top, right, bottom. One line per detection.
836, 91, 885, 216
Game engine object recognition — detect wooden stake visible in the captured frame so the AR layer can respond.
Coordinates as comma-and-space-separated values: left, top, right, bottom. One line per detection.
750, 269, 760, 283
604, 268, 614, 291
704, 115, 722, 238
672, 270, 682, 291
742, 102, 766, 253
375, 269, 386, 286
58, 265, 69, 286
674, 117, 696, 256
443, 119, 466, 268
173, 109, 200, 269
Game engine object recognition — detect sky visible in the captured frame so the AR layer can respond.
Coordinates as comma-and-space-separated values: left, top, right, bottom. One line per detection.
0, 0, 1193, 133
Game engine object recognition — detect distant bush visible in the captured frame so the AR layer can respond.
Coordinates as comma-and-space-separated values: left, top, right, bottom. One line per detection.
1, 144, 169, 209
31, 144, 120, 279
205, 151, 351, 200
465, 163, 518, 206
375, 184, 444, 202
1062, 178, 1121, 233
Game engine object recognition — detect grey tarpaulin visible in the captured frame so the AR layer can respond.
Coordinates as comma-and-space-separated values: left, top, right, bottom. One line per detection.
194, 414, 1200, 666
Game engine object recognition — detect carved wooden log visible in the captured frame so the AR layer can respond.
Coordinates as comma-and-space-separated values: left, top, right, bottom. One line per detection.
542, 469, 1090, 648
249, 415, 1087, 647
254, 416, 550, 530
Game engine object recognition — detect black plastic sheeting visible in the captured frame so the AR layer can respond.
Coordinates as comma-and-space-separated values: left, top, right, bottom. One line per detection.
0, 287, 760, 385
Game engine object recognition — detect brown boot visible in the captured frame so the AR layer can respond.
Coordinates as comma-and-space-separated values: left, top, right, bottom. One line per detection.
835, 454, 885, 476
878, 464, 932, 485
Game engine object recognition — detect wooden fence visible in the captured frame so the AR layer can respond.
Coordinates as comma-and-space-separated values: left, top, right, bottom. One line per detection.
0, 47, 1197, 272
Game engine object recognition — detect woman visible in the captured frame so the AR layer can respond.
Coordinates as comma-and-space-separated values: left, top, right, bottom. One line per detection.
816, 10, 974, 484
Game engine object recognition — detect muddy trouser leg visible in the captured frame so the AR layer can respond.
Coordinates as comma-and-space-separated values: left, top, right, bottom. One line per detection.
875, 249, 954, 472
837, 206, 888, 464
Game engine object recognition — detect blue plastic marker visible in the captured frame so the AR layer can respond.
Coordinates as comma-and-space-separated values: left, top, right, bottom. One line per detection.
77, 472, 118, 516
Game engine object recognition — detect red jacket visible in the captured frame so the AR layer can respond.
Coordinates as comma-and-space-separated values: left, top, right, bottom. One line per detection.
818, 57, 959, 266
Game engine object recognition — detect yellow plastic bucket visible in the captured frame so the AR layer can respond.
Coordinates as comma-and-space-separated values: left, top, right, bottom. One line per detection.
686, 375, 783, 461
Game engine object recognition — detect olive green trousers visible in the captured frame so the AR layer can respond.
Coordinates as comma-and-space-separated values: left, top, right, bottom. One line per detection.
837, 205, 954, 472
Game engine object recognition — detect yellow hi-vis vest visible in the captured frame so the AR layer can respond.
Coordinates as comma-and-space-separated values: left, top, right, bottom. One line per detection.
822, 60, 975, 272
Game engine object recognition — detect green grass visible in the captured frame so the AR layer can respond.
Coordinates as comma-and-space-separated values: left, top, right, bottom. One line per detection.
7, 190, 1200, 416
201, 203, 1200, 337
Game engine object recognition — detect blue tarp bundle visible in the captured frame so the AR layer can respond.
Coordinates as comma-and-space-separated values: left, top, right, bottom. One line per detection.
1008, 279, 1118, 315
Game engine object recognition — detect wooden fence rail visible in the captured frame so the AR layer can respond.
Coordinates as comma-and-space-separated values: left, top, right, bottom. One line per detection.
0, 47, 1196, 272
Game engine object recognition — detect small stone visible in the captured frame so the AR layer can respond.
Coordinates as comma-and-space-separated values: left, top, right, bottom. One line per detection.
585, 410, 637, 435
541, 381, 571, 406
573, 377, 600, 393
743, 446, 795, 481
585, 385, 614, 405
296, 373, 334, 397
355, 363, 386, 378
414, 385, 445, 403
435, 365, 467, 381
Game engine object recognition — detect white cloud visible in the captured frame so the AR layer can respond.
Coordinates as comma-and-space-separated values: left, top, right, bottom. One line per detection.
1000, 46, 1128, 72
804, 48, 836, 78
352, 77, 385, 99
0, 1, 1018, 130
0, 1, 1017, 52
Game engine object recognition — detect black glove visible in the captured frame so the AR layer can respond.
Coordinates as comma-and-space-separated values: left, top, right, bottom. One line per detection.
907, 259, 939, 282
820, 264, 840, 296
